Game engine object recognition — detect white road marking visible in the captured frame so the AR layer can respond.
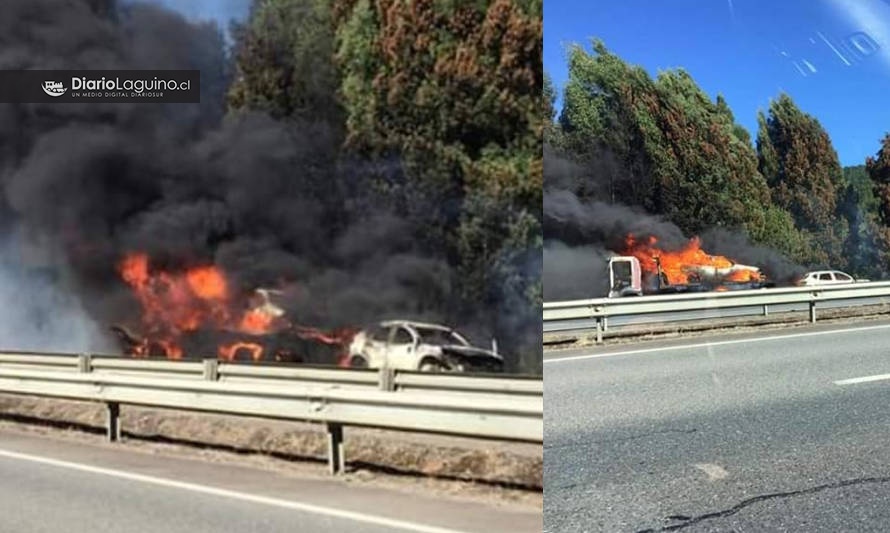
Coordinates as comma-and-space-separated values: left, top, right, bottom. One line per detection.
544, 323, 890, 364
0, 447, 469, 533
693, 463, 728, 481
834, 374, 890, 386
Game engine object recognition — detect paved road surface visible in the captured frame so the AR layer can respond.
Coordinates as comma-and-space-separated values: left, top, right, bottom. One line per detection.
0, 429, 539, 533
545, 319, 890, 531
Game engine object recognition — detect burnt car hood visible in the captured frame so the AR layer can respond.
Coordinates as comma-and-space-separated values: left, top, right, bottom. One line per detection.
439, 344, 503, 360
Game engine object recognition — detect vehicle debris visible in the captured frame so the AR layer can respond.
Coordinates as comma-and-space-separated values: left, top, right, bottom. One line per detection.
608, 235, 772, 297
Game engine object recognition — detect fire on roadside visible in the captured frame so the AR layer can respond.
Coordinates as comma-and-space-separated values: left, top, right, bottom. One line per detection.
218, 341, 264, 362
117, 252, 355, 361
620, 235, 763, 285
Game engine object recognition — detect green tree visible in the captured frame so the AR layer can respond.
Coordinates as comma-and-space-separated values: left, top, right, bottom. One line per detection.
228, 0, 342, 125
544, 72, 556, 123
559, 42, 777, 238
334, 0, 542, 364
756, 94, 848, 266
839, 165, 881, 276
226, 0, 349, 237
865, 134, 890, 277
554, 42, 824, 265
558, 41, 657, 209
649, 69, 772, 236
544, 72, 561, 147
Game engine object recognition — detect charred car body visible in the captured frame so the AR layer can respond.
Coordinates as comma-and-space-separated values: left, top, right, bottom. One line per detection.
347, 320, 504, 373
112, 324, 343, 364
112, 288, 347, 364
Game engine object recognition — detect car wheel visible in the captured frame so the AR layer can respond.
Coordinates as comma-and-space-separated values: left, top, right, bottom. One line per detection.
418, 359, 443, 372
349, 355, 369, 368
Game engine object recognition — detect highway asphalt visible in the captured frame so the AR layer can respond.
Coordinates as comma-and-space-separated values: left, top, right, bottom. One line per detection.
0, 429, 540, 533
544, 319, 890, 531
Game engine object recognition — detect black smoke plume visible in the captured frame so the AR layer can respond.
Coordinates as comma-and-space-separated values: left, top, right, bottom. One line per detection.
0, 0, 527, 367
544, 144, 804, 300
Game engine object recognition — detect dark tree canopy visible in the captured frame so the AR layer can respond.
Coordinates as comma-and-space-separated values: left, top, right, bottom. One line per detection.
228, 0, 342, 125
557, 42, 798, 247
864, 135, 890, 277
756, 94, 849, 265
229, 0, 543, 371
547, 41, 865, 276
335, 0, 543, 370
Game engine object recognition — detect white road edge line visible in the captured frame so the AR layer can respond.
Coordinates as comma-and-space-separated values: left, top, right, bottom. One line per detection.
544, 323, 890, 364
0, 447, 469, 533
834, 374, 890, 386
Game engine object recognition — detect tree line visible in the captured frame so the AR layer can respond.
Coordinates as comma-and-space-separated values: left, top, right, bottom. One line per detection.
546, 41, 890, 281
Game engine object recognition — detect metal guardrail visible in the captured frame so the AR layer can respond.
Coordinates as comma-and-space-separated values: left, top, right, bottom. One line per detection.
544, 281, 890, 342
393, 372, 543, 396
0, 352, 542, 474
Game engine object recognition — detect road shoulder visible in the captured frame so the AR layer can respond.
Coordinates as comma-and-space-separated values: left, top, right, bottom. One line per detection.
0, 423, 540, 533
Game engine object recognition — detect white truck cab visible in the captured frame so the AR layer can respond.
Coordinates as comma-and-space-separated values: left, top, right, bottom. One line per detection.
608, 256, 643, 298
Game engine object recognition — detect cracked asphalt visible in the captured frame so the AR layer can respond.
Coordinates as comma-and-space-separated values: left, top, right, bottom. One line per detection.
544, 319, 890, 532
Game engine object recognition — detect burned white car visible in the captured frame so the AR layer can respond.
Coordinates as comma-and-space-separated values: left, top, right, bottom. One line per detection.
347, 320, 504, 373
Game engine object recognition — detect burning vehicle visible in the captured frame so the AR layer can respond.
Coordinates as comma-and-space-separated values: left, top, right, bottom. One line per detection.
111, 254, 355, 364
347, 321, 504, 373
608, 235, 772, 297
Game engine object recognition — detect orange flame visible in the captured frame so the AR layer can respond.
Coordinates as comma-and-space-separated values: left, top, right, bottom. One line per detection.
158, 340, 183, 360
118, 253, 233, 357
120, 253, 150, 286
186, 266, 227, 300
621, 235, 762, 285
117, 252, 355, 362
304, 326, 359, 367
219, 342, 264, 362
239, 309, 274, 335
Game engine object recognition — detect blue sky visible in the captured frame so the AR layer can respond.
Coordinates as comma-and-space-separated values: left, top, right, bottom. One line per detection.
146, 0, 250, 37
545, 0, 890, 166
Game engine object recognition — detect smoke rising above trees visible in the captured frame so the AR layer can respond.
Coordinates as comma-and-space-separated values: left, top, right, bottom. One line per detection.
0, 0, 542, 372
544, 41, 885, 300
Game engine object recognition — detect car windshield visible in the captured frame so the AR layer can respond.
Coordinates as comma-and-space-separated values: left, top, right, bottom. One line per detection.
414, 327, 466, 346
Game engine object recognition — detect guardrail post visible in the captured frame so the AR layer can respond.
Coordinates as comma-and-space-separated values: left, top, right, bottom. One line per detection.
326, 423, 345, 475
595, 318, 603, 344
105, 402, 121, 442
77, 353, 92, 373
810, 301, 817, 323
377, 367, 395, 391
203, 359, 219, 381
762, 305, 769, 317
602, 317, 609, 332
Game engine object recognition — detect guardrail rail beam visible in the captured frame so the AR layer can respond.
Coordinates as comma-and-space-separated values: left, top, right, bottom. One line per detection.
544, 281, 890, 337
0, 351, 543, 477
